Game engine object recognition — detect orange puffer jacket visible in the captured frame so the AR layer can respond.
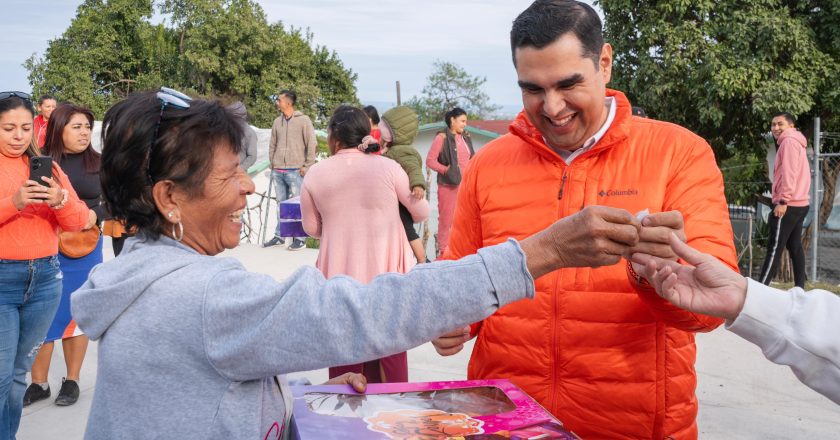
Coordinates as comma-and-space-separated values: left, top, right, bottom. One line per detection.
444, 90, 737, 439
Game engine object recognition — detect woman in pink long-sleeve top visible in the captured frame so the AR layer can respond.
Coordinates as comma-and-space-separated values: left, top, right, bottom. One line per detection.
300, 106, 429, 383
426, 107, 474, 257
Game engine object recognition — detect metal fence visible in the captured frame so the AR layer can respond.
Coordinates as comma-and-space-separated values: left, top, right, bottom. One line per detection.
810, 120, 840, 284
727, 120, 840, 286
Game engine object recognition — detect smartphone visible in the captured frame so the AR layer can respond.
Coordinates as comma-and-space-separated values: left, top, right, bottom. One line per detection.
29, 156, 53, 186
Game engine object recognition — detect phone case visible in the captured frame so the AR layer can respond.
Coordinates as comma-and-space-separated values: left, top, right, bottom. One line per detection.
29, 156, 53, 186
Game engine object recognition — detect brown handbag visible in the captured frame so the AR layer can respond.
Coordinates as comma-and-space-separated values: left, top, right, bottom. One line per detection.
58, 225, 101, 259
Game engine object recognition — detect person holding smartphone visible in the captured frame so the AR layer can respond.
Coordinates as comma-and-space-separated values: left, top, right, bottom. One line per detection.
0, 92, 89, 439
26, 103, 102, 408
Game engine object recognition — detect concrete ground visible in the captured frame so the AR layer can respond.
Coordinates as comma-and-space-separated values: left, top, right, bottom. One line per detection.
18, 241, 840, 439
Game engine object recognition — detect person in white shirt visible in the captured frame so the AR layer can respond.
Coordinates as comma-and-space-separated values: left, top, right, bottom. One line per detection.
632, 233, 840, 405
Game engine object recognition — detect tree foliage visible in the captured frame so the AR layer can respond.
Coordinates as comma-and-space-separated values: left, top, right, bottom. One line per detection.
600, 0, 839, 159
25, 0, 358, 127
406, 60, 501, 124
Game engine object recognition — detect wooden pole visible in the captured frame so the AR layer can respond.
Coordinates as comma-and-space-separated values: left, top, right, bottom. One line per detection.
396, 81, 401, 106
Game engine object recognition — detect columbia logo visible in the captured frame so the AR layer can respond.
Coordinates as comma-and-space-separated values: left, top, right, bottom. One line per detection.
599, 189, 639, 197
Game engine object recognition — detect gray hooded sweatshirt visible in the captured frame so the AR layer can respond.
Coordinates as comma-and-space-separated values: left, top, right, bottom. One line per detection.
71, 235, 534, 439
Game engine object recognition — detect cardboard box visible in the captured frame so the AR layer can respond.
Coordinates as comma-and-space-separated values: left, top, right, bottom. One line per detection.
278, 220, 306, 238
280, 196, 302, 220
290, 379, 579, 439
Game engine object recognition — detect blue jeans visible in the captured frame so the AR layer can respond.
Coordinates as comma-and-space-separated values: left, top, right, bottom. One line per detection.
0, 257, 62, 440
271, 169, 304, 240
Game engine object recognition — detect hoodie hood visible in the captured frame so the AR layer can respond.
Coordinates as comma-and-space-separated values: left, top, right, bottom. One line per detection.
778, 128, 807, 148
70, 235, 203, 340
381, 106, 419, 145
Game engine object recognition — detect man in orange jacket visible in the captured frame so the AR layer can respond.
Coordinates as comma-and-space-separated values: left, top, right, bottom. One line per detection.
432, 1, 737, 438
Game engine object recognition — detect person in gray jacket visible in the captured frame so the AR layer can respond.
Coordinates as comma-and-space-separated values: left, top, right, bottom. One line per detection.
263, 90, 316, 251
73, 88, 643, 440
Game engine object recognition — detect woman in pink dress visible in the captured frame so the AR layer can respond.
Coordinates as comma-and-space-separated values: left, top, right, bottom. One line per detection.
301, 106, 429, 383
426, 107, 474, 257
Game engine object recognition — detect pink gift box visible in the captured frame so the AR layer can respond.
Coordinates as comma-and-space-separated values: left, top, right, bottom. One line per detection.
290, 379, 579, 439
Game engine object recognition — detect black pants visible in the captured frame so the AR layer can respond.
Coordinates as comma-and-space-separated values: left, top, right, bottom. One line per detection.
758, 205, 809, 288
399, 203, 420, 241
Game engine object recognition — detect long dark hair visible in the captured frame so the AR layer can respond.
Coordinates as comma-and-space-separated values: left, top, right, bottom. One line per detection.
328, 105, 381, 153
43, 103, 100, 173
0, 96, 40, 159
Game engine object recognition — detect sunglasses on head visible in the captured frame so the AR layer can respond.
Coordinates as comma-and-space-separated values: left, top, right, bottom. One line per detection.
147, 87, 192, 184
0, 91, 32, 101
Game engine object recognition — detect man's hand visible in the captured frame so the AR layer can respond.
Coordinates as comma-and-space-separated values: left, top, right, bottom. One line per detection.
774, 204, 787, 218
627, 210, 686, 282
324, 372, 367, 393
631, 233, 747, 321
299, 167, 307, 177
519, 206, 641, 279
431, 326, 472, 357
631, 211, 686, 261
411, 186, 425, 200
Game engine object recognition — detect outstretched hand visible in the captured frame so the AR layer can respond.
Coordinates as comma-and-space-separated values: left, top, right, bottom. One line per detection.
519, 206, 641, 279
631, 233, 747, 321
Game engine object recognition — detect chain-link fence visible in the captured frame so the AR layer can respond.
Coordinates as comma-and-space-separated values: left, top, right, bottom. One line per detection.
726, 124, 840, 286
810, 124, 840, 284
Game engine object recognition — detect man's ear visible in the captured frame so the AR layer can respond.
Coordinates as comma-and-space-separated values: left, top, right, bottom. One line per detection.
152, 180, 182, 224
600, 43, 613, 85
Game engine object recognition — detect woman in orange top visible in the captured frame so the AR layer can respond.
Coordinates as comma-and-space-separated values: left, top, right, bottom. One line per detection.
0, 92, 89, 438
27, 103, 102, 408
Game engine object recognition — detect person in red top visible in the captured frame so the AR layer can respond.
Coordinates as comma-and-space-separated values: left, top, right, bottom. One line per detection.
32, 95, 57, 148
0, 92, 89, 439
363, 105, 383, 154
431, 1, 736, 438
757, 112, 811, 288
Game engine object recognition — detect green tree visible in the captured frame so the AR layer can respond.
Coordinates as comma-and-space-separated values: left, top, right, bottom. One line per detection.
26, 0, 358, 127
407, 60, 501, 124
601, 0, 837, 155
25, 0, 162, 116
600, 0, 839, 212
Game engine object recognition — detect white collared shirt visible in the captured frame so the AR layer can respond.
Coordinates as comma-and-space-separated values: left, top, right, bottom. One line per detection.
546, 96, 616, 164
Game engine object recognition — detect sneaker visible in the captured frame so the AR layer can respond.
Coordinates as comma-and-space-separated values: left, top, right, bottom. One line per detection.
23, 383, 50, 407
54, 378, 80, 406
262, 236, 285, 248
288, 238, 306, 251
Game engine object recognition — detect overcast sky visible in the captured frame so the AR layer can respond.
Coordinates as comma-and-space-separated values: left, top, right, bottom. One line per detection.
1, 0, 599, 110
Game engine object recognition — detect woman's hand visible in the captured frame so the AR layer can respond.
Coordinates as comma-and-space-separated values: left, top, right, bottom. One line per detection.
631, 233, 748, 321
84, 209, 98, 230
40, 177, 66, 208
324, 372, 367, 393
12, 179, 51, 210
519, 206, 641, 279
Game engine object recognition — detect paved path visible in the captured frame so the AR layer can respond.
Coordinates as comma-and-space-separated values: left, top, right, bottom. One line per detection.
19, 242, 839, 439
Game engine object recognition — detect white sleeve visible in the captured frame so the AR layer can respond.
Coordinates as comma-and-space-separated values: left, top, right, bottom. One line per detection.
726, 278, 840, 404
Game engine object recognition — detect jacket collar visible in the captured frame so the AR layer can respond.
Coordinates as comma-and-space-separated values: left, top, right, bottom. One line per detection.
508, 88, 633, 163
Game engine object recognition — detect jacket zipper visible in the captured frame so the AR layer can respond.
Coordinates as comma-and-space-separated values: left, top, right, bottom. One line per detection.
557, 171, 568, 200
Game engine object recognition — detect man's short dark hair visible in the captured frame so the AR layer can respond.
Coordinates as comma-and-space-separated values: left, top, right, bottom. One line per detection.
510, 0, 603, 66
38, 94, 56, 105
278, 90, 297, 106
772, 111, 796, 126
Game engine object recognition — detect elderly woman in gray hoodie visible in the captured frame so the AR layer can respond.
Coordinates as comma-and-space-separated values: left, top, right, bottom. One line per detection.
71, 89, 642, 440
